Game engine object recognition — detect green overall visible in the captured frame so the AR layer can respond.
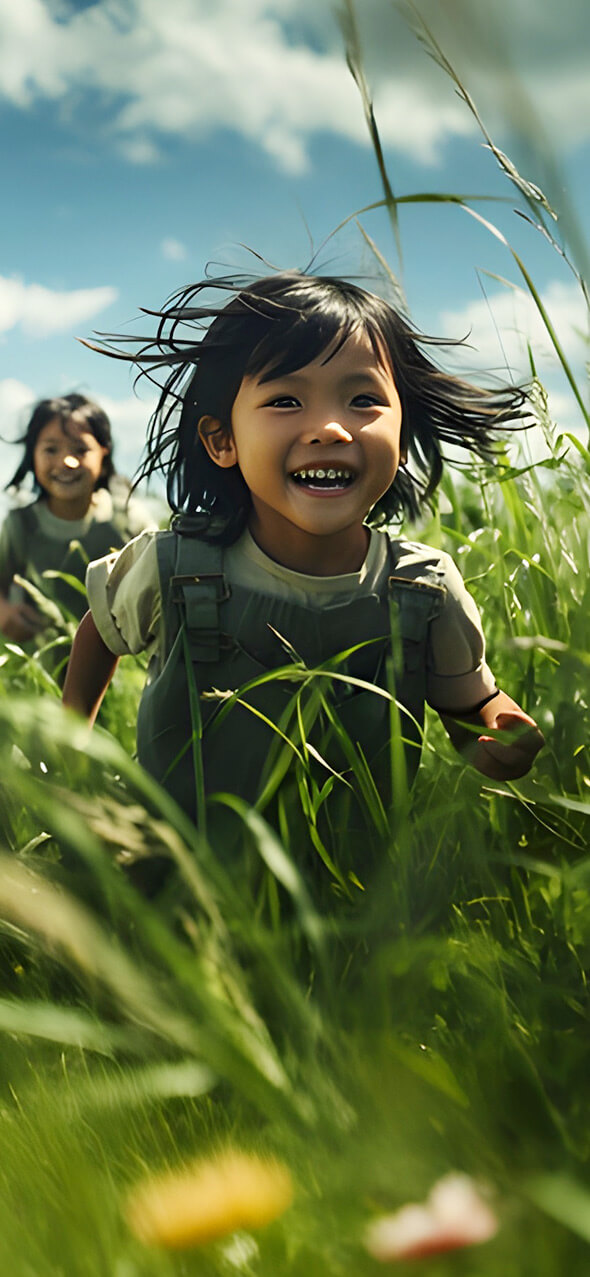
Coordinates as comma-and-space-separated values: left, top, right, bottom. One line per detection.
6, 495, 143, 621
137, 524, 447, 826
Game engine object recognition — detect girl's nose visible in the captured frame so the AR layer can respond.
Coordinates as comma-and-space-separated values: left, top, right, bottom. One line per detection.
300, 420, 353, 445
63, 455, 80, 469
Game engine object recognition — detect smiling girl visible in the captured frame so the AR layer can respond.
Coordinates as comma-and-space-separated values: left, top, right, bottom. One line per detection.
62, 274, 544, 822
0, 393, 154, 641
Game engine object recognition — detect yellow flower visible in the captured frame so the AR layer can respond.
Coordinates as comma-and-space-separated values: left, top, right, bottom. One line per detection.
124, 1151, 293, 1250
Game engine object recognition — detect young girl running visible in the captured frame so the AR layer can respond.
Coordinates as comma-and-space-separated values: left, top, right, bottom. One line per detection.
62, 273, 544, 821
0, 393, 154, 641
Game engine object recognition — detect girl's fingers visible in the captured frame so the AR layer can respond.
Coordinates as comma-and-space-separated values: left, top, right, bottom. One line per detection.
475, 724, 545, 778
493, 710, 537, 731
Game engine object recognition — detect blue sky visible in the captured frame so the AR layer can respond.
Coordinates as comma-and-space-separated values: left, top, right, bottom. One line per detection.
1, 0, 588, 509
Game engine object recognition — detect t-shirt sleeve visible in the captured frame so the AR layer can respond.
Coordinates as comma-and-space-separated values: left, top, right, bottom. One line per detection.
85, 529, 161, 656
426, 552, 498, 713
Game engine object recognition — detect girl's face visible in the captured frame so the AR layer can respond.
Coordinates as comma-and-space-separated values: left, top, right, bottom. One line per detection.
200, 328, 403, 574
33, 414, 109, 519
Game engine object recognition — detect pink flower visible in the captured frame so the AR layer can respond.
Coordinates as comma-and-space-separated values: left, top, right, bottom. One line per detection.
365, 1172, 499, 1262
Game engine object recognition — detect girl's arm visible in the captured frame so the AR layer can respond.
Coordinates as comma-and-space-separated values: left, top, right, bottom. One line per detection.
62, 610, 120, 723
440, 689, 545, 780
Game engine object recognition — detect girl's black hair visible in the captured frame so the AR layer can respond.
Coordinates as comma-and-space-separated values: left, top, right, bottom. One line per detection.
92, 271, 533, 541
7, 393, 115, 495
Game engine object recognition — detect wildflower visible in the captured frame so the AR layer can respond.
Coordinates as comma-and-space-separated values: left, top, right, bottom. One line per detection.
365, 1172, 498, 1262
124, 1150, 293, 1250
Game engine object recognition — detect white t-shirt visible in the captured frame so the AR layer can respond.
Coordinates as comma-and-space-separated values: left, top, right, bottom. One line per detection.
86, 526, 498, 713
32, 488, 130, 542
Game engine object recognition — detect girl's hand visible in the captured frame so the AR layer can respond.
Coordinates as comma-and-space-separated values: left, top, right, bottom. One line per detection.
441, 690, 545, 781
0, 598, 47, 642
471, 708, 545, 780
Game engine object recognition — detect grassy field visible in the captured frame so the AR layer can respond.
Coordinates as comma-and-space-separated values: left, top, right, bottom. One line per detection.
1, 9, 589, 1276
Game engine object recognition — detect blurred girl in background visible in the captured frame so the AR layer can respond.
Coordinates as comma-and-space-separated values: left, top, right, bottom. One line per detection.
0, 393, 154, 641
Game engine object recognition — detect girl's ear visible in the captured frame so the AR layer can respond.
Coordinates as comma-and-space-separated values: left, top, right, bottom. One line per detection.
400, 420, 408, 466
198, 415, 238, 468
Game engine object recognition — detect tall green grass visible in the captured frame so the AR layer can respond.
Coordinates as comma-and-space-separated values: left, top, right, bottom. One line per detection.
0, 6, 589, 1273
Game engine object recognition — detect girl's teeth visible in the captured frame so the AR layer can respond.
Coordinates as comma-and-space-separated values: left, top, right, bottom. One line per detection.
292, 468, 354, 482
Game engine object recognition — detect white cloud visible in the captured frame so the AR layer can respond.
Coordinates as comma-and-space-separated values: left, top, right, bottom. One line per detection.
438, 279, 589, 379
0, 0, 65, 106
0, 0, 476, 171
0, 276, 118, 338
0, 377, 35, 424
436, 278, 589, 447
0, 0, 587, 174
96, 389, 159, 482
117, 135, 161, 165
310, 0, 590, 151
372, 80, 472, 166
161, 237, 187, 262
98, 390, 157, 428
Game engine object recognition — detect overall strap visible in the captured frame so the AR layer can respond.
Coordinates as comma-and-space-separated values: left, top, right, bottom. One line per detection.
384, 544, 447, 792
157, 525, 229, 664
382, 534, 448, 682
388, 575, 446, 675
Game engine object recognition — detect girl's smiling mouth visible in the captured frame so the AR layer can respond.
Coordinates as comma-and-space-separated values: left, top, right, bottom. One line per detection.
289, 466, 357, 492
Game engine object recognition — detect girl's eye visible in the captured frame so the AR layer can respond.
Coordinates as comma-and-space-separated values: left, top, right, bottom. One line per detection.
351, 392, 382, 407
266, 395, 301, 409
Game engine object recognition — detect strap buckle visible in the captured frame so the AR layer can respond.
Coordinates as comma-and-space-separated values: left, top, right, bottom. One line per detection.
170, 572, 231, 661
170, 572, 231, 606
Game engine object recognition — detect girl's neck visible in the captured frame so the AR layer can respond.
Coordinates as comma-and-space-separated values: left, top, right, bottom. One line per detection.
42, 493, 95, 522
248, 517, 370, 576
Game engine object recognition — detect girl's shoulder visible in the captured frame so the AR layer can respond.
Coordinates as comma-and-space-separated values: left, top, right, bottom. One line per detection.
0, 502, 43, 586
379, 531, 486, 629
377, 529, 459, 586
150, 526, 224, 587
1, 499, 40, 546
